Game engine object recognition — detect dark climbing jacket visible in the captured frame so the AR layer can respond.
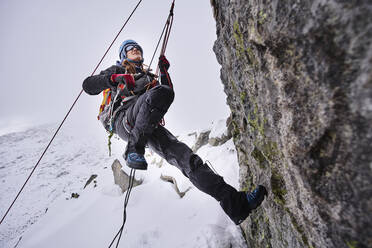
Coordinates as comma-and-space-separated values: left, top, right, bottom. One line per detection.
82, 65, 160, 130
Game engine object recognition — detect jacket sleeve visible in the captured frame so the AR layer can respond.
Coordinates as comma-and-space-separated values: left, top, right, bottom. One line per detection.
82, 65, 118, 95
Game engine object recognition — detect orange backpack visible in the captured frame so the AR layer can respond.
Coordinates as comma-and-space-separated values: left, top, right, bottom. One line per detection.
97, 89, 111, 120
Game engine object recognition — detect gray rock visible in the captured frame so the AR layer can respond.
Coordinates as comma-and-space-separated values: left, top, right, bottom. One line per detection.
187, 131, 197, 138
211, 0, 372, 247
192, 130, 211, 152
225, 115, 233, 141
208, 137, 220, 146
211, 116, 234, 146
71, 193, 79, 199
160, 174, 192, 198
83, 174, 97, 189
111, 159, 142, 193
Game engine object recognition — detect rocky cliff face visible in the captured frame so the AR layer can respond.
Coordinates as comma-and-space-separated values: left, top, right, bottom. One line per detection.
211, 0, 372, 247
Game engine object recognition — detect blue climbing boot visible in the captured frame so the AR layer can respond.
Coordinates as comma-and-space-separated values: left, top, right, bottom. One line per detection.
226, 185, 268, 225
126, 152, 148, 170
246, 185, 268, 211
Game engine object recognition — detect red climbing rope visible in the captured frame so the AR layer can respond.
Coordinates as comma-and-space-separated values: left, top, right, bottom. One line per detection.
146, 0, 175, 128
0, 0, 144, 226
160, 1, 175, 56
160, 3, 175, 88
147, 0, 175, 76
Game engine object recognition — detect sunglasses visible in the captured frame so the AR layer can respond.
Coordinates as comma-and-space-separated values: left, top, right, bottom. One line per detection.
125, 45, 141, 53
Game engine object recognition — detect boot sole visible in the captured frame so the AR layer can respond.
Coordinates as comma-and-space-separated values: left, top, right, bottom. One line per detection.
126, 161, 148, 170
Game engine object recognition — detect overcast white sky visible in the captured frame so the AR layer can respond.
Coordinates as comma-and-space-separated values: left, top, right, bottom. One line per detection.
0, 0, 230, 137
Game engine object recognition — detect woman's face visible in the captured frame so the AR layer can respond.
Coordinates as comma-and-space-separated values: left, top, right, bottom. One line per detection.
126, 47, 143, 62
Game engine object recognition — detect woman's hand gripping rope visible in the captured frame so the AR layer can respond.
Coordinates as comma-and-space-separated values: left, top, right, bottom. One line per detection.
159, 55, 170, 74
110, 74, 136, 96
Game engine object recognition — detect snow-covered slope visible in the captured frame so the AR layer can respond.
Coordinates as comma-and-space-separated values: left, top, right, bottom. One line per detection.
0, 123, 115, 247
0, 121, 247, 248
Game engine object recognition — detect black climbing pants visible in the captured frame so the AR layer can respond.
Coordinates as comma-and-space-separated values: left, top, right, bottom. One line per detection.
123, 84, 175, 156
114, 85, 248, 223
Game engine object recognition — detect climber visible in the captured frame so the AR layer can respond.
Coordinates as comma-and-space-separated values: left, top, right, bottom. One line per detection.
82, 39, 268, 225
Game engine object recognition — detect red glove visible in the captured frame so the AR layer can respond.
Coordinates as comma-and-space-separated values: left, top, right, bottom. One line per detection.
110, 74, 135, 91
158, 55, 170, 74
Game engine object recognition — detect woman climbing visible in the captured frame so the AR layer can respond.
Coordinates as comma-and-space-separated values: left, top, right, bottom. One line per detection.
82, 39, 268, 225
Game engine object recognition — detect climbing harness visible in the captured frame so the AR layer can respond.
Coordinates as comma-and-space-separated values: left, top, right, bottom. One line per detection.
104, 72, 153, 155
0, 0, 144, 226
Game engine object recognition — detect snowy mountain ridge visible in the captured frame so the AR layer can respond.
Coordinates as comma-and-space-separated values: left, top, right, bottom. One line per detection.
0, 120, 247, 248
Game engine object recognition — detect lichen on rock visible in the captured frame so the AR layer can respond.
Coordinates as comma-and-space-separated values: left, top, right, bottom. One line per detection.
211, 0, 372, 247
